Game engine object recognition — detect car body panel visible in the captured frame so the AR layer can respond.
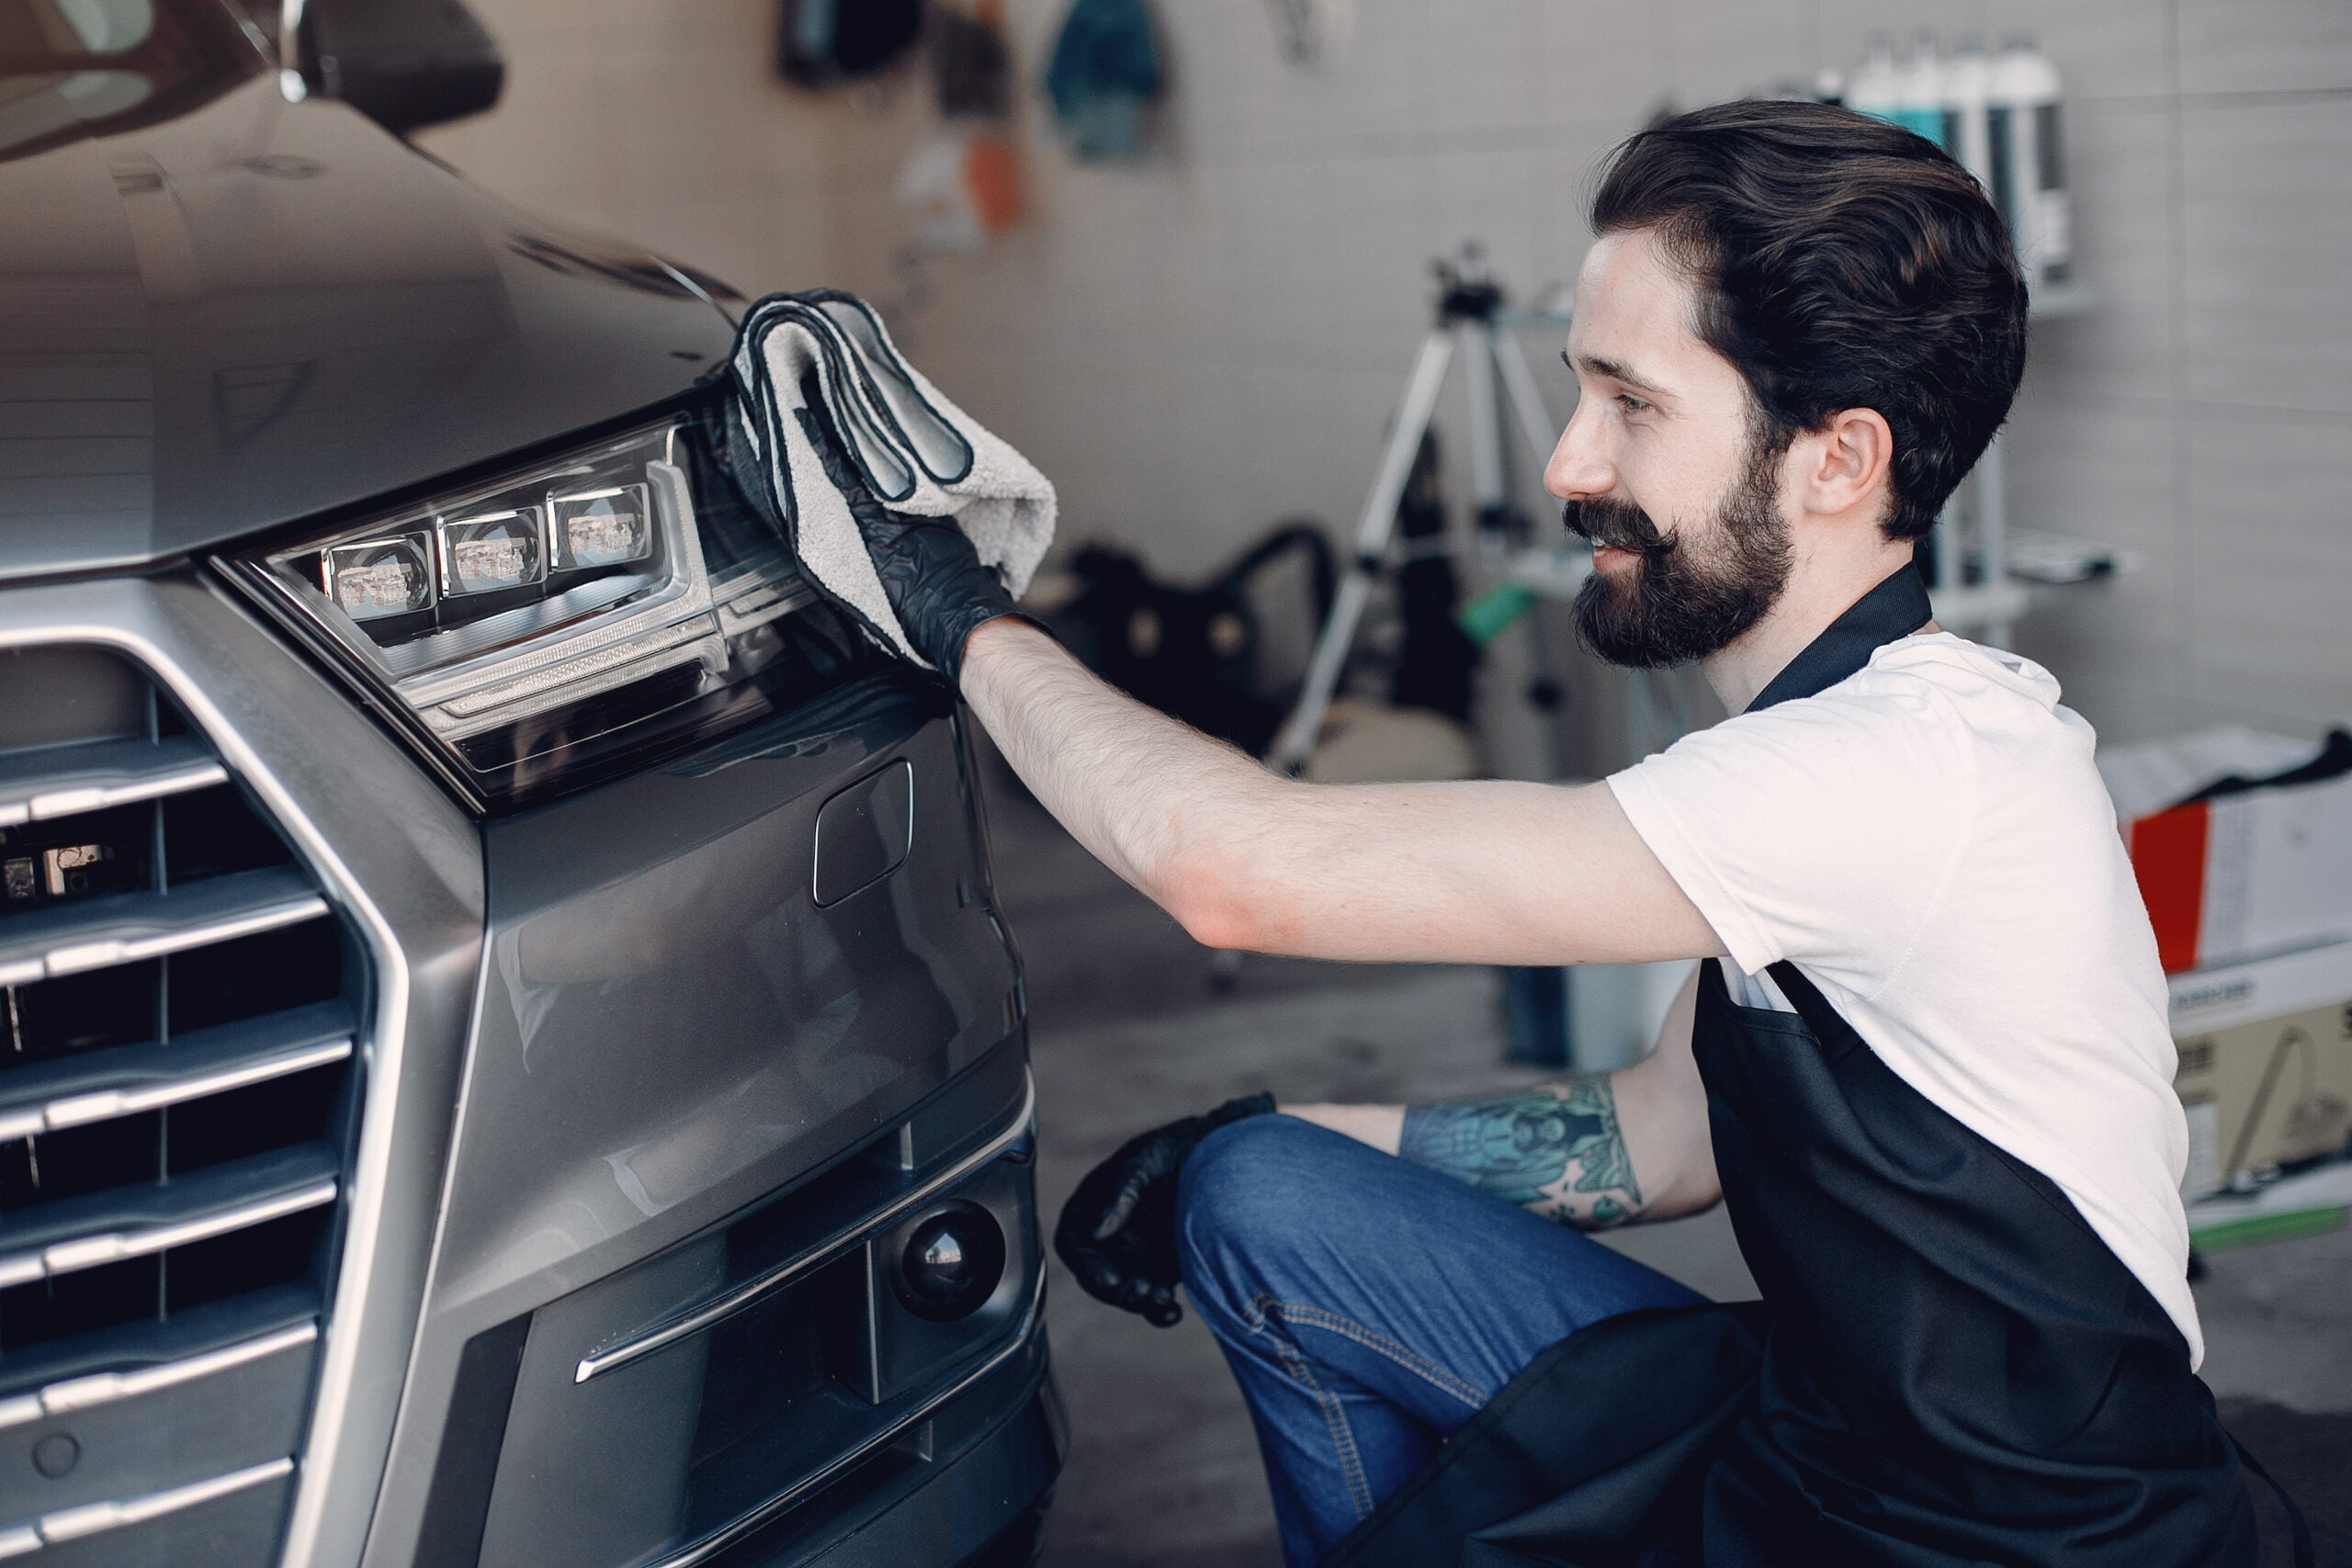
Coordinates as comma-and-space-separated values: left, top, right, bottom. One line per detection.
357, 682, 1031, 1568
0, 73, 736, 581
1, 11, 1057, 1565
437, 683, 1012, 1324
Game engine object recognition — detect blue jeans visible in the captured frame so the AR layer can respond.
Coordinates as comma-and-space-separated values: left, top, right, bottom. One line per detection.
1176, 1114, 1704, 1567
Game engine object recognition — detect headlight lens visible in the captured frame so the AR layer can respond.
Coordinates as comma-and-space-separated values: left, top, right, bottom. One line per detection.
220, 410, 888, 811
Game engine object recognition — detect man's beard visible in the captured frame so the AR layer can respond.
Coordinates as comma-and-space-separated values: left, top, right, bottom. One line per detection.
1563, 445, 1792, 670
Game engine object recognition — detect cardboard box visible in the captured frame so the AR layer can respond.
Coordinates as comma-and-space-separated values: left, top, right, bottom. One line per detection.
2127, 772, 2352, 973
2169, 942, 2352, 1197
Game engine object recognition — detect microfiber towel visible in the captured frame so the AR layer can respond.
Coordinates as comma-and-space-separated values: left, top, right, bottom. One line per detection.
729, 288, 1056, 670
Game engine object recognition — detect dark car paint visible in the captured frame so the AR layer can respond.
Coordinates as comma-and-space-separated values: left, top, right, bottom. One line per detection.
360, 681, 1035, 1568
0, 70, 738, 582
2, 17, 1060, 1567
447, 683, 1010, 1325
2, 17, 1058, 1561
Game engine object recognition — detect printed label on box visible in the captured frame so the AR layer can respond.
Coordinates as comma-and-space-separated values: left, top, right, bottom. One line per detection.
2173, 998, 2352, 1193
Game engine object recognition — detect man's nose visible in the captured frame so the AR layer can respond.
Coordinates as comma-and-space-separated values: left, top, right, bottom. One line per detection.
1544, 400, 1614, 502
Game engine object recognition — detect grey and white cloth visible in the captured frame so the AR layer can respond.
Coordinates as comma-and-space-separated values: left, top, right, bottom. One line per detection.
729, 289, 1055, 670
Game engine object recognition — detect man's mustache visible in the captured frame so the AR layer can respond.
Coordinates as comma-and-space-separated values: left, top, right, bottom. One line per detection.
1562, 497, 1677, 559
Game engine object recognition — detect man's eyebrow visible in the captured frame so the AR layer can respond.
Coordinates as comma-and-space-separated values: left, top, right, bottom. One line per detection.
1565, 350, 1667, 397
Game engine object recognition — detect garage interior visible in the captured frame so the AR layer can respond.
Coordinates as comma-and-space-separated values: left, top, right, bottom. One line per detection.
411, 3, 2352, 1562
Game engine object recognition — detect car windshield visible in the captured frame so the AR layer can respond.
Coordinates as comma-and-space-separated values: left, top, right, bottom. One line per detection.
0, 0, 266, 160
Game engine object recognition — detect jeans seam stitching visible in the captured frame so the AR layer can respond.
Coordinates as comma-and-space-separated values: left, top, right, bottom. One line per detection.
1279, 1337, 1377, 1521
1261, 1297, 1489, 1413
1247, 1292, 1378, 1520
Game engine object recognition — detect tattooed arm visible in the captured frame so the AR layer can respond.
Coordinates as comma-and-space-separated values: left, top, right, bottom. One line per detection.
1396, 1078, 1649, 1225
1285, 967, 1719, 1228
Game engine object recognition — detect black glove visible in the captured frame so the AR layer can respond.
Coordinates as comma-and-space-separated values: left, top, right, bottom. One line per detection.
1054, 1093, 1276, 1326
794, 401, 1035, 682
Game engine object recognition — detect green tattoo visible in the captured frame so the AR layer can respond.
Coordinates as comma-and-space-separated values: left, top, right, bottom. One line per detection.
1397, 1078, 1642, 1223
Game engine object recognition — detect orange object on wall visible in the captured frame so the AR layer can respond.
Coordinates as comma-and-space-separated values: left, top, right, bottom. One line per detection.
964, 132, 1023, 233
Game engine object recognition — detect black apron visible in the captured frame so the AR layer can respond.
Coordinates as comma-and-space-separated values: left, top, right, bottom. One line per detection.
1328, 567, 2267, 1568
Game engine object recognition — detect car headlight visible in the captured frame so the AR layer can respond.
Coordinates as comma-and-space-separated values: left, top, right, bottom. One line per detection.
219, 410, 886, 811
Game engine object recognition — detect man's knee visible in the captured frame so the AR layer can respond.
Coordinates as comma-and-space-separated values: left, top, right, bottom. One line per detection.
1177, 1114, 1341, 1310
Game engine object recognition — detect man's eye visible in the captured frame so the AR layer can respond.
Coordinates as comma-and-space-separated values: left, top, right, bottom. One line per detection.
1615, 392, 1650, 413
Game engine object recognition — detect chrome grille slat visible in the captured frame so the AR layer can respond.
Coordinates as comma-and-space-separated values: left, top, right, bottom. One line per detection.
0, 1455, 294, 1554
0, 736, 226, 829
27, 1181, 339, 1282
0, 1036, 354, 1141
0, 1154, 340, 1289
0, 631, 375, 1568
0, 866, 326, 986
0, 1320, 318, 1429
0, 1002, 351, 1138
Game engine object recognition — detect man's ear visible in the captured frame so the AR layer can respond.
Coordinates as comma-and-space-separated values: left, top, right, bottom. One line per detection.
1792, 408, 1894, 523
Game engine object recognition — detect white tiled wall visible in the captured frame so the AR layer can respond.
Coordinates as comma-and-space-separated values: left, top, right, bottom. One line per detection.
421, 0, 2352, 749
415, 0, 849, 302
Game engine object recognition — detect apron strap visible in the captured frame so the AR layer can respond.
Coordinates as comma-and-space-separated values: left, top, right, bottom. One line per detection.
1746, 560, 1933, 712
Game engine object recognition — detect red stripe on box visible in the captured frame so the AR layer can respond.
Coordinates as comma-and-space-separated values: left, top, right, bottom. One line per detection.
2130, 802, 2210, 974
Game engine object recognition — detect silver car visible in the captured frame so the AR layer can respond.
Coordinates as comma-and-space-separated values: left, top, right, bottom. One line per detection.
0, 2, 1062, 1564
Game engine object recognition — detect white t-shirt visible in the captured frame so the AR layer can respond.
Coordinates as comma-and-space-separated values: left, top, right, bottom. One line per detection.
1609, 633, 2200, 1364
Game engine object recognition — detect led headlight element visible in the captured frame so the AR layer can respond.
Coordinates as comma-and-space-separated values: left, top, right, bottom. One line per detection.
222, 415, 839, 810
323, 534, 435, 621
551, 485, 653, 570
439, 508, 547, 596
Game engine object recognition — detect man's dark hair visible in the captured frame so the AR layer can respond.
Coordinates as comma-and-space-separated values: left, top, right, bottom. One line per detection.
1591, 100, 2028, 540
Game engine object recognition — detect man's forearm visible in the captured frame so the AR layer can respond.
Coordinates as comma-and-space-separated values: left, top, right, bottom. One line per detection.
1286, 1079, 1646, 1228
956, 615, 1726, 967
958, 616, 1273, 942
1399, 1078, 1646, 1226
1285, 972, 1719, 1230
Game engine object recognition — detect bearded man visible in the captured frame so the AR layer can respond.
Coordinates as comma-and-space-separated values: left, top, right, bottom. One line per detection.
813, 101, 2263, 1568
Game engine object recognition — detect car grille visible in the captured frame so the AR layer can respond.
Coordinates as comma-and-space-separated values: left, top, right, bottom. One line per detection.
0, 645, 358, 1565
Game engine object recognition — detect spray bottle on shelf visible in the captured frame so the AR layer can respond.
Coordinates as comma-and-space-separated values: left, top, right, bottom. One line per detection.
1894, 29, 1948, 147
1940, 35, 1994, 193
1847, 33, 1902, 130
1990, 34, 2071, 287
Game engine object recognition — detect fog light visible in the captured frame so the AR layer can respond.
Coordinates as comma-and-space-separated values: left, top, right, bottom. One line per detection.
890, 1201, 1006, 1323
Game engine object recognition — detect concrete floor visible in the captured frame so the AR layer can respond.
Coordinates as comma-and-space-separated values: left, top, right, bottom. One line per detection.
984, 765, 2352, 1567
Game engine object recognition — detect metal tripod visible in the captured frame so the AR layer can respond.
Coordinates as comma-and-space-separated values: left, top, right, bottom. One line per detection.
1265, 246, 1565, 775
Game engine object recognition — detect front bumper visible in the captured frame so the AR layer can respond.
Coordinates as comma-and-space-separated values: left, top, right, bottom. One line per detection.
712, 1327, 1066, 1568
0, 567, 1056, 1568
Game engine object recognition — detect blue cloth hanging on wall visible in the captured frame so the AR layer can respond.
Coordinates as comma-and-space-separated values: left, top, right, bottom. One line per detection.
1045, 0, 1160, 159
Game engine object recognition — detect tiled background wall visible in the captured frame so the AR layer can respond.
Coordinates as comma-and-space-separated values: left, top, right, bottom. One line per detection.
421, 0, 2352, 750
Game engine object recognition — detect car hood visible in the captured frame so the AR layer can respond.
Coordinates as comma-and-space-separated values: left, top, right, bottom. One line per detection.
0, 75, 741, 581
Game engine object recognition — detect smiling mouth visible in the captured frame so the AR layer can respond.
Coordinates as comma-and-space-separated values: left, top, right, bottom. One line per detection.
1591, 543, 1640, 572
